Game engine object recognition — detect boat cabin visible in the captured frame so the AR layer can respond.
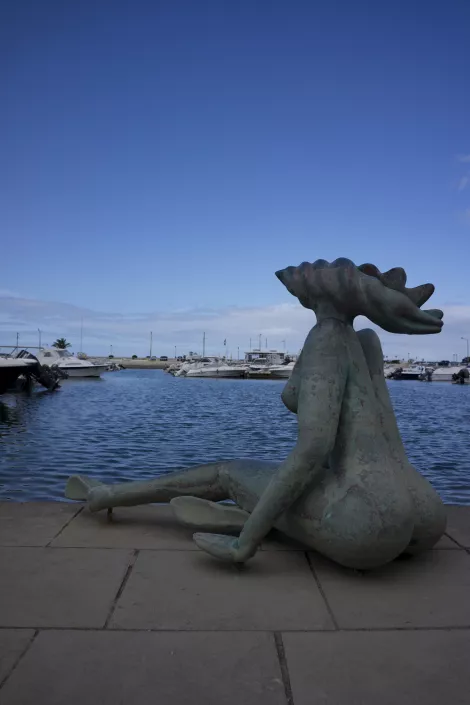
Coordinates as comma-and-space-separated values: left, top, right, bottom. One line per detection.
244, 350, 286, 365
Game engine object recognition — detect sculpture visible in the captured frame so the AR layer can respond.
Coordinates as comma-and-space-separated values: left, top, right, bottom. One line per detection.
66, 258, 446, 569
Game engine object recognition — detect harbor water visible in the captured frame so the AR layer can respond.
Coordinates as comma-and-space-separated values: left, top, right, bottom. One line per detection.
0, 370, 469, 504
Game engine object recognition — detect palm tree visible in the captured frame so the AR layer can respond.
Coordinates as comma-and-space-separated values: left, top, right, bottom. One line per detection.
52, 338, 71, 350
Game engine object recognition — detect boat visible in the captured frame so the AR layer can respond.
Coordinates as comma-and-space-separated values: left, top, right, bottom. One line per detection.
245, 350, 293, 379
433, 366, 470, 382
267, 362, 295, 379
384, 364, 402, 378
0, 357, 38, 395
35, 348, 108, 378
184, 357, 246, 378
390, 365, 427, 381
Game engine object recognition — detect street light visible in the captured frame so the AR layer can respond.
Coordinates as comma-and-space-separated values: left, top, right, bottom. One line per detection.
462, 337, 469, 360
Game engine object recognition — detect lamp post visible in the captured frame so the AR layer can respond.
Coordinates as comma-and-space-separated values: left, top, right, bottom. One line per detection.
461, 337, 469, 361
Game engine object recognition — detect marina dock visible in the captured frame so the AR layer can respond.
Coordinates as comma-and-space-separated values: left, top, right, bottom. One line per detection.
0, 501, 469, 704
89, 357, 172, 369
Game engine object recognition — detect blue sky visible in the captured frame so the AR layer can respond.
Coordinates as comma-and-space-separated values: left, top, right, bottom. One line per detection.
1, 0, 469, 360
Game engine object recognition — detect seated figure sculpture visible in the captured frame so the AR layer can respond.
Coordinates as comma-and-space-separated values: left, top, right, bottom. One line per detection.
66, 258, 446, 569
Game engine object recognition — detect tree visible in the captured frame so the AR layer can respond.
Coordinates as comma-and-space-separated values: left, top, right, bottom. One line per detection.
52, 338, 71, 350
132, 354, 138, 359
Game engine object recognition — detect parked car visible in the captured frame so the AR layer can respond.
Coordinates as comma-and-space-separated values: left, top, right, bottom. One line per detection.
160, 355, 168, 361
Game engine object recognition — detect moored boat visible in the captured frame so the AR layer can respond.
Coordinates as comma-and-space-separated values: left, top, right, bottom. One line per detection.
0, 358, 37, 394
36, 348, 108, 377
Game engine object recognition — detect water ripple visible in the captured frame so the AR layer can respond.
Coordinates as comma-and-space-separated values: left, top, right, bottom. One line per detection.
0, 371, 468, 504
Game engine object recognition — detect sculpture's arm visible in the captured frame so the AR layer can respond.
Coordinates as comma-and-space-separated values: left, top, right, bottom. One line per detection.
194, 322, 349, 562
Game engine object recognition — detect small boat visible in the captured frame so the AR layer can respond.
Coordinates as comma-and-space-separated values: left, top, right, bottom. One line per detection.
433, 366, 470, 383
36, 348, 108, 378
390, 365, 427, 381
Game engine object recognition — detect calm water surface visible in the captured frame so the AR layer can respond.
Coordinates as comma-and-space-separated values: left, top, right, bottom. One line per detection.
0, 370, 469, 504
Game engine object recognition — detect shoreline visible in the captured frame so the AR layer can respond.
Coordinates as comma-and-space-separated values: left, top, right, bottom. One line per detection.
90, 357, 172, 369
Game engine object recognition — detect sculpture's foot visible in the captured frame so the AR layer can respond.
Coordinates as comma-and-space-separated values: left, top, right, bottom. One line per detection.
170, 497, 249, 534
65, 475, 104, 501
193, 533, 254, 563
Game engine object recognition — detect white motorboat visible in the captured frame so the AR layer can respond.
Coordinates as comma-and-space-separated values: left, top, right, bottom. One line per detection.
36, 348, 108, 378
0, 357, 37, 394
268, 362, 295, 379
389, 365, 427, 381
433, 366, 470, 382
184, 357, 246, 378
245, 350, 294, 379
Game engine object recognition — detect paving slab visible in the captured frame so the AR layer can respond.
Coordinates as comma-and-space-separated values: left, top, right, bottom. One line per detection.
261, 529, 306, 551
52, 504, 198, 549
0, 502, 80, 547
0, 629, 286, 705
310, 548, 470, 629
445, 505, 470, 547
436, 533, 463, 548
283, 629, 470, 705
110, 549, 334, 631
0, 630, 35, 685
0, 547, 133, 628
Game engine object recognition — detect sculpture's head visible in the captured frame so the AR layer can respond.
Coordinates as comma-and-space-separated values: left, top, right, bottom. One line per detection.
276, 257, 443, 335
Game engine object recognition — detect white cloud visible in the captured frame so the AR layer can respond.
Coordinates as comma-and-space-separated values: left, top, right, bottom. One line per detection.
1, 294, 469, 362
0, 289, 22, 298
457, 154, 470, 163
457, 175, 469, 191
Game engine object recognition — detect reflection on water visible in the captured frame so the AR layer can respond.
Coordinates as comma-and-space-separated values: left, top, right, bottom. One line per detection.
0, 370, 469, 504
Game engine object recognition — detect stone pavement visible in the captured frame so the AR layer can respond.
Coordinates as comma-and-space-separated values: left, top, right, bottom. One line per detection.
0, 502, 469, 704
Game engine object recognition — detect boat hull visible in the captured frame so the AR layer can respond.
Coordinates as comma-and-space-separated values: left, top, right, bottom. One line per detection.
0, 361, 38, 394
394, 374, 423, 381
59, 365, 107, 378
0, 367, 27, 394
186, 369, 245, 378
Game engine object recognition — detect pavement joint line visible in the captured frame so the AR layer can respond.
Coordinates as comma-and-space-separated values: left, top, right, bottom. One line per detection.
304, 552, 339, 630
0, 625, 470, 633
0, 543, 467, 553
103, 549, 139, 629
46, 505, 84, 547
444, 532, 468, 549
0, 629, 38, 692
274, 632, 294, 705
0, 624, 470, 634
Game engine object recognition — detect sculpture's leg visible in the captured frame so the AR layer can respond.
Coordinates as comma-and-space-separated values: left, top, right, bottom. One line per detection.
64, 460, 276, 515
170, 497, 249, 533
65, 462, 230, 512
66, 460, 279, 514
